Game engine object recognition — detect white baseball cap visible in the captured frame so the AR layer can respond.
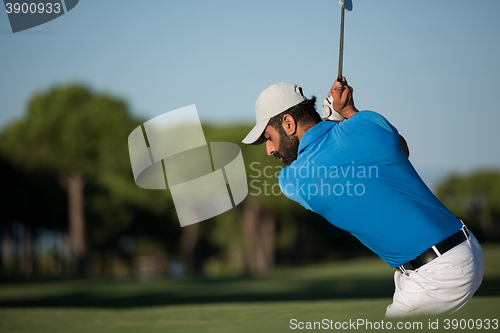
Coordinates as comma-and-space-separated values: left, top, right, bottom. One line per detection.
242, 82, 306, 145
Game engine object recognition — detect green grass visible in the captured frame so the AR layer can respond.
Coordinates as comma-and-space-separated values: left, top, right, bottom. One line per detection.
1, 244, 499, 333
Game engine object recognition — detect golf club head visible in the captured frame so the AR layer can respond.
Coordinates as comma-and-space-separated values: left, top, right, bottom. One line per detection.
339, 0, 352, 11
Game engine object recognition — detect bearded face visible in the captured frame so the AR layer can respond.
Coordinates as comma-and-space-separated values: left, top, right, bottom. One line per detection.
273, 125, 299, 166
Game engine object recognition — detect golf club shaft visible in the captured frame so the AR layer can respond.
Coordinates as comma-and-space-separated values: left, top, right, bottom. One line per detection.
337, 6, 345, 82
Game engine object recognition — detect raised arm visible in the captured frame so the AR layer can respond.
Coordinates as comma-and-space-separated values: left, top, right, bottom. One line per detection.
329, 77, 358, 119
329, 77, 410, 158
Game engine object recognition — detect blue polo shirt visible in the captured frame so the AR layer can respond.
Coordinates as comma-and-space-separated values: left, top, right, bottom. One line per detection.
278, 111, 462, 267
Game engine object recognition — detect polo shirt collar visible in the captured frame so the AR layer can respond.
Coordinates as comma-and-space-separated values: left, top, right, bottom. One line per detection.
298, 121, 336, 155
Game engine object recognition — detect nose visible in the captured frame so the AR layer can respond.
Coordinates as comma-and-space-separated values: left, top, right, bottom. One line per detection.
266, 140, 275, 156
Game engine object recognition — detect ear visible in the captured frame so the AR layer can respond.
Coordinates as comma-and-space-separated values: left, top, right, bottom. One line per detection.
281, 114, 297, 136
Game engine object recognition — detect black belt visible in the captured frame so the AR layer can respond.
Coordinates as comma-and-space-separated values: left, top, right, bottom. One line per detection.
397, 227, 469, 273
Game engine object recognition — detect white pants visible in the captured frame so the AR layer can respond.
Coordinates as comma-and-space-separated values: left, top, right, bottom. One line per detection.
386, 230, 484, 317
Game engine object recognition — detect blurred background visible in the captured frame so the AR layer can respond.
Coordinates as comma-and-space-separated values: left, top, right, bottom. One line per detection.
1, 1, 499, 332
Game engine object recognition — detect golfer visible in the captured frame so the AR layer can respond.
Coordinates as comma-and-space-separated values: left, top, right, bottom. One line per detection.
242, 77, 484, 317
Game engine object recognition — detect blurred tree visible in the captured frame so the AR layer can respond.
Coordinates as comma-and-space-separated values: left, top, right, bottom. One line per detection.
0, 85, 137, 273
0, 154, 67, 275
436, 170, 500, 242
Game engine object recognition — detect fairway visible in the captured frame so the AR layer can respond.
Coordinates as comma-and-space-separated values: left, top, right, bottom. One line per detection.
1, 245, 499, 333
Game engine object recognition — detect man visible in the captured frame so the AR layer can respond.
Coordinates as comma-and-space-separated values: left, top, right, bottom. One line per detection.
242, 78, 484, 317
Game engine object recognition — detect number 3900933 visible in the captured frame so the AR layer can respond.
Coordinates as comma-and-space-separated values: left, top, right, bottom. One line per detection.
5, 2, 61, 14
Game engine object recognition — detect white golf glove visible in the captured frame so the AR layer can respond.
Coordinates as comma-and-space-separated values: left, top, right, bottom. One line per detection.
322, 95, 346, 122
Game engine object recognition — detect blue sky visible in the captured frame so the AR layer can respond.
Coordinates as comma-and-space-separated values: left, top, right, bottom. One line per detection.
1, 0, 499, 189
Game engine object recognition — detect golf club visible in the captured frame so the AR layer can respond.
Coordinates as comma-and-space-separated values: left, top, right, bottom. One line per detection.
323, 0, 352, 120
337, 0, 352, 83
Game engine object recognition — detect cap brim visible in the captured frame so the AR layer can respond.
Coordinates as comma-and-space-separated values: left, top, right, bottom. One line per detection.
242, 119, 270, 145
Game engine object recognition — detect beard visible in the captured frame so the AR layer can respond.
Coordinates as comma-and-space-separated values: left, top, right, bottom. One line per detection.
274, 129, 299, 166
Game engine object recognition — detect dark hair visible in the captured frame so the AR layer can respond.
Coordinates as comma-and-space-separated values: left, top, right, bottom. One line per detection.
268, 96, 321, 132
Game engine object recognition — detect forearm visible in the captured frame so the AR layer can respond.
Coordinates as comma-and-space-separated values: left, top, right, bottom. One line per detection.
339, 106, 359, 119
330, 77, 357, 119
